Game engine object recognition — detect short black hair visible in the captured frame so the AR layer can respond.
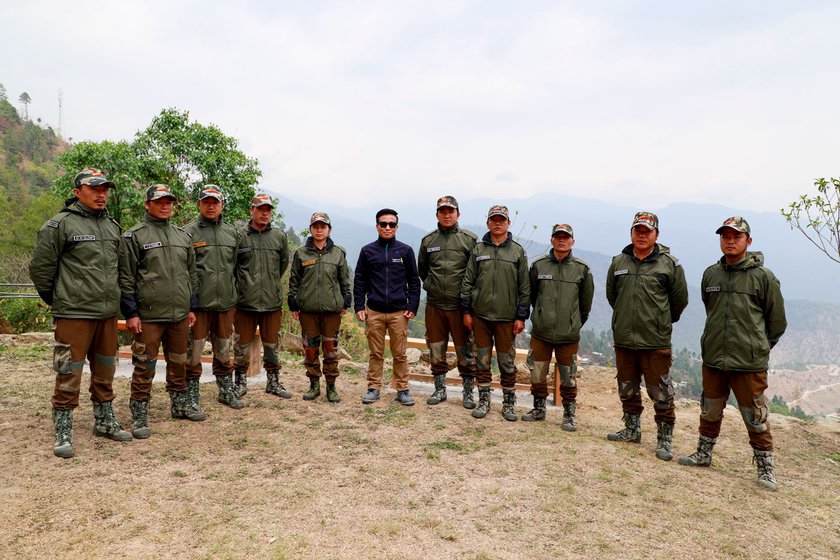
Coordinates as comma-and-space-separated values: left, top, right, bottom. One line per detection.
376, 208, 398, 222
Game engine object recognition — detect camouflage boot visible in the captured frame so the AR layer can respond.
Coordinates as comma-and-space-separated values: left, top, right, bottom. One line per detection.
52, 409, 75, 458
234, 369, 248, 397
561, 402, 577, 432
170, 391, 207, 421
471, 387, 492, 419
186, 379, 209, 419
501, 388, 518, 422
326, 381, 341, 403
753, 449, 778, 491
655, 422, 674, 461
607, 413, 642, 443
521, 396, 547, 422
92, 401, 133, 441
129, 399, 151, 439
265, 371, 293, 398
462, 376, 477, 409
216, 375, 245, 409
426, 374, 448, 405
303, 377, 321, 401
678, 435, 716, 467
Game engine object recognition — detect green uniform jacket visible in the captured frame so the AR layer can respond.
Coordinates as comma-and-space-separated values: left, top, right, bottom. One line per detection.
184, 215, 240, 312
29, 198, 121, 319
287, 237, 352, 313
235, 221, 289, 312
529, 250, 594, 344
119, 212, 199, 322
418, 223, 477, 311
460, 232, 530, 322
606, 243, 688, 349
700, 252, 786, 372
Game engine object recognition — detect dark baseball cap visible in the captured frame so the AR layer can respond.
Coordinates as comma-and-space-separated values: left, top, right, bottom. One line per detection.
74, 168, 115, 189
146, 184, 177, 202
198, 185, 224, 201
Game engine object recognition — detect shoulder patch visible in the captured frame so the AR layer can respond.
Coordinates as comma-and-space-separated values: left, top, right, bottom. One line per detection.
426, 246, 441, 253
47, 220, 60, 229
475, 255, 491, 262
72, 235, 96, 242
302, 259, 317, 267
537, 274, 553, 280
193, 241, 207, 248
705, 286, 721, 292
614, 269, 629, 276
143, 242, 163, 250
123, 231, 133, 238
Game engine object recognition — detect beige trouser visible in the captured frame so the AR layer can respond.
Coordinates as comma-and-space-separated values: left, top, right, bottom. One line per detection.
365, 308, 409, 391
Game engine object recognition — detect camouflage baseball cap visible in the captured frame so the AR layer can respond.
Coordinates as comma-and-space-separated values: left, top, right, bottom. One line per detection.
716, 216, 751, 235
146, 184, 177, 202
631, 211, 659, 231
551, 223, 574, 237
310, 212, 331, 225
487, 204, 510, 220
198, 185, 224, 201
74, 168, 115, 189
436, 195, 459, 210
250, 193, 275, 208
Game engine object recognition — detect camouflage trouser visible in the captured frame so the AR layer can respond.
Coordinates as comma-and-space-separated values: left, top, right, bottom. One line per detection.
424, 304, 477, 377
699, 365, 773, 451
472, 317, 516, 388
527, 338, 579, 401
130, 319, 190, 400
187, 308, 235, 379
233, 309, 283, 374
299, 311, 342, 382
614, 347, 676, 423
51, 318, 119, 410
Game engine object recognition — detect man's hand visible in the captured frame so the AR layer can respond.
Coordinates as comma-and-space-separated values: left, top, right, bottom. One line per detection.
513, 320, 525, 335
356, 310, 367, 322
188, 312, 196, 328
404, 310, 415, 319
463, 313, 473, 332
339, 309, 346, 316
126, 317, 142, 334
292, 311, 300, 320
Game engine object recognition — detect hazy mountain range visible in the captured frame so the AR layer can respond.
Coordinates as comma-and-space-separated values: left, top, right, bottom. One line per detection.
271, 191, 840, 365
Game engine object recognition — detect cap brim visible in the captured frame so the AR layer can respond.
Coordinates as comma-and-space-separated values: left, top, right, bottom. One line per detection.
199, 194, 224, 201
488, 212, 508, 219
150, 194, 177, 201
631, 222, 656, 230
83, 177, 116, 188
437, 203, 458, 210
715, 226, 747, 235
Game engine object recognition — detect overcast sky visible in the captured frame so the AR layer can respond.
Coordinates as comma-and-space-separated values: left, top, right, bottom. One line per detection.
3, 0, 839, 212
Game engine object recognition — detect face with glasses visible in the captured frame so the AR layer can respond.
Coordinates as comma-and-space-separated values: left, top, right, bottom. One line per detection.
376, 214, 398, 240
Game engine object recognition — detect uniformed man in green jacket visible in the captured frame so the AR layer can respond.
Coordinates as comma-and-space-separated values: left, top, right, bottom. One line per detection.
288, 212, 352, 403
679, 216, 786, 491
606, 211, 688, 461
461, 205, 530, 421
29, 168, 133, 458
418, 196, 479, 408
233, 193, 291, 400
523, 224, 594, 430
185, 185, 243, 410
120, 184, 205, 439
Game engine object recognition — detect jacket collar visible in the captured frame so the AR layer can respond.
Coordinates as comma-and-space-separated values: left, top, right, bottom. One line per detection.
144, 211, 169, 226
377, 236, 395, 247
62, 199, 108, 219
437, 223, 460, 234
198, 214, 223, 227
482, 231, 512, 246
548, 249, 573, 264
306, 236, 334, 252
247, 220, 272, 233
622, 243, 660, 262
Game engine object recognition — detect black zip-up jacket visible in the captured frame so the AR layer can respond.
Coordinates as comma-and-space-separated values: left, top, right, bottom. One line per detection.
353, 237, 421, 314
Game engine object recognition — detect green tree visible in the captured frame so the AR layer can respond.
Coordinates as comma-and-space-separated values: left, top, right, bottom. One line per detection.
782, 177, 840, 264
55, 108, 262, 228
18, 92, 31, 120
0, 83, 7, 101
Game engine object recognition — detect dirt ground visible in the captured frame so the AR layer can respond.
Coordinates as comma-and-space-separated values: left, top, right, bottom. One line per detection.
1, 347, 838, 560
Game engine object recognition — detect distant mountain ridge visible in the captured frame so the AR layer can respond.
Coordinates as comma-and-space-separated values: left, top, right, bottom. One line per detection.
271, 192, 840, 365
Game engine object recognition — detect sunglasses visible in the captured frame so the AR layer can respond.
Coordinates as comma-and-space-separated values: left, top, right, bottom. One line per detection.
378, 221, 398, 229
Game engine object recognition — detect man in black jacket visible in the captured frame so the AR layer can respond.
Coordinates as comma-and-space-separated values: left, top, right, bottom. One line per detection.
354, 209, 421, 406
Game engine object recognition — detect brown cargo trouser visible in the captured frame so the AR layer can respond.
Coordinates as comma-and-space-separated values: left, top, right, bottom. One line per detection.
614, 346, 676, 423
299, 311, 342, 382
130, 319, 190, 401
365, 308, 409, 391
234, 309, 283, 374
52, 317, 118, 410
424, 304, 477, 378
528, 338, 579, 402
187, 308, 235, 379
699, 365, 773, 451
472, 317, 516, 388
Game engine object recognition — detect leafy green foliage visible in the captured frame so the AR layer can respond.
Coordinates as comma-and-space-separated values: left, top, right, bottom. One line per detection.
782, 177, 840, 263
55, 108, 262, 228
0, 299, 51, 332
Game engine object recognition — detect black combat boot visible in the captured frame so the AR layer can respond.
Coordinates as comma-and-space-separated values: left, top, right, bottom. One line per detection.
426, 374, 448, 405
607, 413, 641, 443
678, 435, 716, 467
753, 449, 778, 491
216, 375, 245, 409
561, 402, 577, 432
472, 387, 492, 419
462, 376, 477, 409
129, 399, 151, 439
655, 421, 674, 461
521, 396, 546, 422
501, 388, 518, 422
